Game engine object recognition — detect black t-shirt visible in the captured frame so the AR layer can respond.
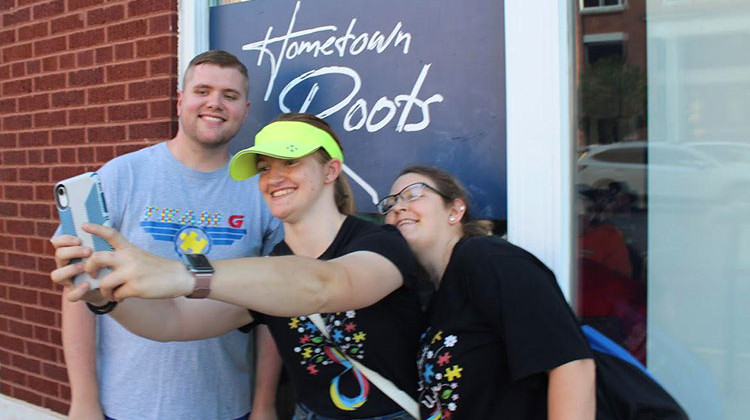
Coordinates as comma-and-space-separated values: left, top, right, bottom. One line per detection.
252, 216, 424, 418
418, 235, 592, 419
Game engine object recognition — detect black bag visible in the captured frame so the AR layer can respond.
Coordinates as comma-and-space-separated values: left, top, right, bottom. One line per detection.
582, 326, 689, 420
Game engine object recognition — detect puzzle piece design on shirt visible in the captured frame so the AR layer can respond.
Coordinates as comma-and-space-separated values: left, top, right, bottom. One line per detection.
179, 230, 208, 254
418, 329, 464, 419
444, 365, 463, 381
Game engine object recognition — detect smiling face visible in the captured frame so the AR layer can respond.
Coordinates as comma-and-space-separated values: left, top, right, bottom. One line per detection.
177, 63, 249, 149
256, 153, 335, 223
385, 172, 456, 252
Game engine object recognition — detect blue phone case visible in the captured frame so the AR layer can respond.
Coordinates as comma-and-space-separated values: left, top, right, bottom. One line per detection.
54, 172, 112, 289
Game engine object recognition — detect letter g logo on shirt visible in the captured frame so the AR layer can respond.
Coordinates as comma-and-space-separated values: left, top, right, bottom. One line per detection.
229, 215, 245, 228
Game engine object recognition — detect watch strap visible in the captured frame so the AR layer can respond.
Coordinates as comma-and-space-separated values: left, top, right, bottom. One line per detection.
183, 254, 213, 299
187, 272, 212, 299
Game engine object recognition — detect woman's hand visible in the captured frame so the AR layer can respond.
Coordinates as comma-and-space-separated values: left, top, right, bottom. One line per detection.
81, 223, 195, 302
50, 234, 107, 306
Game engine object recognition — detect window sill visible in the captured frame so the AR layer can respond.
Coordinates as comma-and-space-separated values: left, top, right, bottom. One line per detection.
580, 5, 627, 15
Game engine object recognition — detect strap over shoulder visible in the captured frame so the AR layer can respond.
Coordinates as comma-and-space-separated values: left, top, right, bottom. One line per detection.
309, 313, 419, 419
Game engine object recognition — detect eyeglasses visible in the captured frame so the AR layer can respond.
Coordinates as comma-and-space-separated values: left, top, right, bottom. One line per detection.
377, 182, 449, 215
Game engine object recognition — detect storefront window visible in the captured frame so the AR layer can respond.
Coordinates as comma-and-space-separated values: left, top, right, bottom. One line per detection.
574, 0, 750, 417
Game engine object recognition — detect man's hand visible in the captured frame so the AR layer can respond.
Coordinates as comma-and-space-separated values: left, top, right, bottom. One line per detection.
50, 234, 107, 306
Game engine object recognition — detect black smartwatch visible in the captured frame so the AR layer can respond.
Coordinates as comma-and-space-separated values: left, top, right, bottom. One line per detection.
183, 254, 214, 299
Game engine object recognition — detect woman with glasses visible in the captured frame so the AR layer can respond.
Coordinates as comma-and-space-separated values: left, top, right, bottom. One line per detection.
51, 113, 423, 420
379, 166, 596, 420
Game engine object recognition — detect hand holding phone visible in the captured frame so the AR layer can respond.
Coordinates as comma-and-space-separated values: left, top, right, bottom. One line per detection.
54, 172, 112, 289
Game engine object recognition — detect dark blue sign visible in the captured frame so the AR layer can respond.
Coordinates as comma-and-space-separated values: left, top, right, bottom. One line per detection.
210, 0, 506, 218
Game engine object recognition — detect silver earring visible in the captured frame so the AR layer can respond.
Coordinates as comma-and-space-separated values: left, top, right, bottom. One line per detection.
449, 216, 456, 222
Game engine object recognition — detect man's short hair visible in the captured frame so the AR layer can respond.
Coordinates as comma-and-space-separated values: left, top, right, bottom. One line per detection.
184, 50, 249, 96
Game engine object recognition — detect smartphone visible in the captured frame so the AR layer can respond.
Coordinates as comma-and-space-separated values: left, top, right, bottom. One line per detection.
54, 172, 112, 289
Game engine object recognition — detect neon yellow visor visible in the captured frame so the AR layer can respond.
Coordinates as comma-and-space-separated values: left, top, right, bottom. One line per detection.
229, 120, 344, 180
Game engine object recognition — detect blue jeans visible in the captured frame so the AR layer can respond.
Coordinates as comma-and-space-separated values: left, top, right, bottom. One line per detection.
293, 403, 412, 420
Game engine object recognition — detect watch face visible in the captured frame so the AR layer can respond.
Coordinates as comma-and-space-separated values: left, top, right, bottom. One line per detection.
184, 254, 213, 272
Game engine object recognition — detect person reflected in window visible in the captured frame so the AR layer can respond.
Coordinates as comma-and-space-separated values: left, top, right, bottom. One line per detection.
576, 189, 646, 362
578, 191, 632, 278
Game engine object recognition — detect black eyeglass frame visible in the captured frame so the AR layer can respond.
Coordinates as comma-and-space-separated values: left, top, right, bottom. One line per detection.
376, 182, 451, 215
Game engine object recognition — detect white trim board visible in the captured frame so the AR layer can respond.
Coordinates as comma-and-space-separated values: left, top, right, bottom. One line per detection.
505, 0, 573, 300
177, 0, 210, 90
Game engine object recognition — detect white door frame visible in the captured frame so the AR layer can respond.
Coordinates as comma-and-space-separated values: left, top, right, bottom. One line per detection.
504, 0, 574, 300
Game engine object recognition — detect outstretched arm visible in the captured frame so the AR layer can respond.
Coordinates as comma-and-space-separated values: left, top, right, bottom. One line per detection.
206, 251, 403, 315
51, 234, 251, 342
77, 223, 405, 316
547, 358, 596, 420
108, 297, 252, 341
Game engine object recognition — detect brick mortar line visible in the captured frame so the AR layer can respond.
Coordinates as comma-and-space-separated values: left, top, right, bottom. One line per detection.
4, 285, 61, 295
1, 380, 65, 398
1, 40, 176, 65
0, 119, 176, 134
0, 70, 176, 90
0, 344, 66, 363
1, 50, 176, 66
1, 299, 62, 313
2, 7, 176, 28
1, 102, 175, 118
0, 333, 63, 350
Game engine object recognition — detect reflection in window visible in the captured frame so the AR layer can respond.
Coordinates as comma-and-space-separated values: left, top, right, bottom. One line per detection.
593, 147, 645, 164
585, 42, 624, 65
581, 0, 625, 11
574, 0, 647, 365
688, 143, 750, 163
576, 0, 750, 417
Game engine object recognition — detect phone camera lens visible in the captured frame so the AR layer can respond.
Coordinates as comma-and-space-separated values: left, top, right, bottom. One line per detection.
56, 185, 69, 209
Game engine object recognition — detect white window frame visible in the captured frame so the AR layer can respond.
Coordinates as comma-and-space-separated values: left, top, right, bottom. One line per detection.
177, 0, 210, 90
505, 0, 574, 300
579, 0, 627, 14
181, 0, 577, 300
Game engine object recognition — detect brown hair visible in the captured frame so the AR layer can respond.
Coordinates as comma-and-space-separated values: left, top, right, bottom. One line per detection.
272, 113, 356, 215
184, 50, 250, 97
398, 165, 490, 237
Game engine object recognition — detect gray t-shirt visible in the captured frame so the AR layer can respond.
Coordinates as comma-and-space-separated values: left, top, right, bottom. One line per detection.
95, 142, 283, 419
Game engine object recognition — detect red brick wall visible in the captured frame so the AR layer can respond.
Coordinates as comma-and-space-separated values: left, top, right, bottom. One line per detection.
1, 0, 178, 414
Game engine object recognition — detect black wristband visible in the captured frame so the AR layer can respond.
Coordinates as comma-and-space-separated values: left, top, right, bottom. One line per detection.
86, 301, 118, 315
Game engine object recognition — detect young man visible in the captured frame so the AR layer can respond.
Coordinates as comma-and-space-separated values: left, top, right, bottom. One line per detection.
59, 50, 284, 420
